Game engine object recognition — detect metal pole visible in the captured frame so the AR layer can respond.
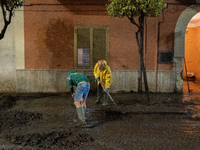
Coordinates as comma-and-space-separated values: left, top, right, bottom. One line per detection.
173, 61, 177, 92
138, 55, 142, 92
184, 58, 190, 93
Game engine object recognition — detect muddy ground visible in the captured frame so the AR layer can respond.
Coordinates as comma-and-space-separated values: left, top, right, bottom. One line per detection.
0, 92, 199, 150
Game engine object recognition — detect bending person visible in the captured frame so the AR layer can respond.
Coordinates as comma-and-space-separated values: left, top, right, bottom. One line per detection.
67, 69, 90, 127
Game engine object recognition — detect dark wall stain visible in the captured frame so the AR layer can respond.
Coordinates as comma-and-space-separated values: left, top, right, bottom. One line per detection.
174, 0, 196, 5
57, 0, 108, 5
44, 19, 74, 69
57, 0, 108, 15
165, 32, 175, 50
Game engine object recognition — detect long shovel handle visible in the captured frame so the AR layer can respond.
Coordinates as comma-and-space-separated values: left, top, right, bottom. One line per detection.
97, 81, 125, 113
98, 81, 118, 107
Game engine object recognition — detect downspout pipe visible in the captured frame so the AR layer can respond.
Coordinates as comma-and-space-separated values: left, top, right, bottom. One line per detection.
154, 21, 159, 93
173, 61, 177, 92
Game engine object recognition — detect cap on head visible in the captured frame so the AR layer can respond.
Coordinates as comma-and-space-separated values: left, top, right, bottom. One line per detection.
98, 60, 104, 71
69, 69, 75, 73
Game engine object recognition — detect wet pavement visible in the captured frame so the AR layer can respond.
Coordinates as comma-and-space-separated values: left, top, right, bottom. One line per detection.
0, 91, 200, 149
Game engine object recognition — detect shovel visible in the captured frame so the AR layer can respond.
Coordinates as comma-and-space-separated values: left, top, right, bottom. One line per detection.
98, 81, 126, 114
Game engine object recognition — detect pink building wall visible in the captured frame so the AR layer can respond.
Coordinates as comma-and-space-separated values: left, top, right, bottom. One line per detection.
24, 0, 187, 71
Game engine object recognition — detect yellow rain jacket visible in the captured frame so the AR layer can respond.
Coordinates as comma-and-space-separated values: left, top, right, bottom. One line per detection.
94, 60, 113, 89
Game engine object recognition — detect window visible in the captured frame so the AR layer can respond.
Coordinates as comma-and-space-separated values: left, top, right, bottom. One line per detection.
78, 48, 90, 66
158, 51, 173, 64
74, 26, 109, 69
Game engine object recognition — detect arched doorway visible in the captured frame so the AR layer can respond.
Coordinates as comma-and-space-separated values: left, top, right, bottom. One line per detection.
174, 5, 200, 93
183, 13, 200, 93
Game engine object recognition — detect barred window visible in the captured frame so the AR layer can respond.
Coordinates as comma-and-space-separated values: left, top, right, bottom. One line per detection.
74, 26, 109, 69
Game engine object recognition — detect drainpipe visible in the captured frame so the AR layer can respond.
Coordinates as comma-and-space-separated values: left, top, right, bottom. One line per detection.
173, 61, 177, 92
142, 18, 147, 92
138, 55, 142, 92
143, 19, 146, 72
154, 21, 159, 93
155, 10, 165, 92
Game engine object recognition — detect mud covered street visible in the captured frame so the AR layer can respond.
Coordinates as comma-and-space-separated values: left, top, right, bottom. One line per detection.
0, 92, 200, 149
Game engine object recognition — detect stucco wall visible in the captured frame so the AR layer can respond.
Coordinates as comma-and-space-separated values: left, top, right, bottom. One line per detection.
0, 11, 16, 92
2, 0, 199, 93
23, 1, 182, 72
24, 0, 138, 70
20, 0, 181, 93
16, 70, 174, 93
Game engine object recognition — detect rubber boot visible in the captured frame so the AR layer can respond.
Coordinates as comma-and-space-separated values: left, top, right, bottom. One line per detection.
83, 107, 87, 121
95, 91, 102, 104
102, 94, 108, 106
75, 107, 86, 127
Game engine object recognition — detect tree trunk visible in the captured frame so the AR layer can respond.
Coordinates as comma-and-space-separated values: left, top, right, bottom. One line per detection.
136, 13, 150, 103
127, 12, 150, 102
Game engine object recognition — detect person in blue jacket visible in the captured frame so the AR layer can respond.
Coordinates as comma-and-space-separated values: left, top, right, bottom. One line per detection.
67, 70, 90, 127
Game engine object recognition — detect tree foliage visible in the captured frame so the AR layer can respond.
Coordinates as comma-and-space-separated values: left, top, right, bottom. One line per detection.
0, 0, 23, 40
107, 0, 165, 18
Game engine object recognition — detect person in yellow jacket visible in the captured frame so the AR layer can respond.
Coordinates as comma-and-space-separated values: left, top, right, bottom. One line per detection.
94, 60, 113, 106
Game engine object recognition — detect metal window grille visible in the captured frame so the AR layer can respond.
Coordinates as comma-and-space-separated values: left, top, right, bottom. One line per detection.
158, 52, 173, 64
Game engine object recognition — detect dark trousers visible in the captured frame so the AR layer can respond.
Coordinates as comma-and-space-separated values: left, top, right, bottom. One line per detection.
97, 84, 107, 95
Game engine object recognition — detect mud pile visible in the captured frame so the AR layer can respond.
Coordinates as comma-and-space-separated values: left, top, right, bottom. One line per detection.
0, 111, 43, 132
0, 95, 94, 149
8, 130, 94, 149
0, 96, 16, 110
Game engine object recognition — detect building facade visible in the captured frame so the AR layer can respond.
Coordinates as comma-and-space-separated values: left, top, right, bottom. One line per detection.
0, 0, 199, 93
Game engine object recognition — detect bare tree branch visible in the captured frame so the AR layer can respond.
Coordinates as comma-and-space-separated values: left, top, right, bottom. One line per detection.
0, 0, 23, 40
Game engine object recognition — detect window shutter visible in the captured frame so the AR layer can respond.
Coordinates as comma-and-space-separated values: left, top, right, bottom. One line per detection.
93, 29, 107, 66
77, 29, 90, 48
75, 26, 108, 69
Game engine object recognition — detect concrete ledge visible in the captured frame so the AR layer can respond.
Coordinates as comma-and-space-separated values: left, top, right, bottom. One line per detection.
16, 69, 176, 93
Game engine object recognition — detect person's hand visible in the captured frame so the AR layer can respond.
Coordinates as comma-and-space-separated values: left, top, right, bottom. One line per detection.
72, 93, 74, 97
96, 77, 100, 82
106, 88, 109, 93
